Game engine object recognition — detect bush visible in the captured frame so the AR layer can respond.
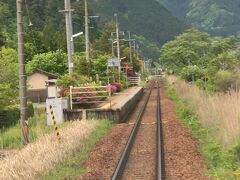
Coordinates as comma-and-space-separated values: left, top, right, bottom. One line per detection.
214, 70, 234, 92
56, 73, 91, 88
180, 65, 204, 82
0, 102, 34, 129
26, 50, 67, 75
111, 83, 122, 92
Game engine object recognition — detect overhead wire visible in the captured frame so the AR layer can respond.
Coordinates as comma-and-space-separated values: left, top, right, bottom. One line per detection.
24, 0, 37, 53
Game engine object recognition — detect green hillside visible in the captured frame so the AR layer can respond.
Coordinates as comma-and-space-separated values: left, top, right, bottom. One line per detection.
90, 0, 186, 45
158, 0, 240, 37
0, 0, 186, 59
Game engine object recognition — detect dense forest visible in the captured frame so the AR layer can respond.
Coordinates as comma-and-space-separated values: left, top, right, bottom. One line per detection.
0, 0, 186, 123
0, 0, 186, 59
158, 0, 240, 37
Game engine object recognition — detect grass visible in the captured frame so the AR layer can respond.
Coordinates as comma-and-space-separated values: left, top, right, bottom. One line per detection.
0, 114, 56, 149
43, 120, 113, 180
0, 120, 99, 180
172, 79, 240, 148
0, 107, 71, 149
167, 81, 239, 179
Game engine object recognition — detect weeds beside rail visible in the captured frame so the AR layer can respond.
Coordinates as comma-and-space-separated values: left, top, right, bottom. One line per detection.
167, 84, 238, 179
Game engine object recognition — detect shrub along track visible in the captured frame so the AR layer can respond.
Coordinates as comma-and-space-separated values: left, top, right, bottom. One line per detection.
79, 80, 208, 180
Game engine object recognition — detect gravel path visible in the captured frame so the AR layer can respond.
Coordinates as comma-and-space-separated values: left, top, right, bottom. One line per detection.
78, 81, 209, 180
121, 87, 158, 180
79, 124, 132, 180
79, 89, 148, 180
160, 82, 209, 180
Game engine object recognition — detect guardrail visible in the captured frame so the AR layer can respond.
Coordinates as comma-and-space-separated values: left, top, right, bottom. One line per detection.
128, 76, 141, 86
69, 85, 111, 110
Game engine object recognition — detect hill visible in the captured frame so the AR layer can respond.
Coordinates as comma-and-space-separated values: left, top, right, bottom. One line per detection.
157, 0, 240, 37
90, 0, 186, 45
0, 0, 186, 59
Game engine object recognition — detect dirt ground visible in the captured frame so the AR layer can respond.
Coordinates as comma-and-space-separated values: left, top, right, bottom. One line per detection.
78, 82, 209, 180
160, 82, 208, 180
78, 124, 132, 180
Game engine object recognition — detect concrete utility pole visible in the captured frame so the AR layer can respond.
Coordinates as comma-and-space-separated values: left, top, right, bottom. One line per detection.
108, 38, 115, 57
128, 31, 133, 64
16, 0, 29, 145
115, 14, 121, 64
133, 40, 136, 55
84, 0, 90, 71
64, 0, 74, 74
114, 14, 121, 82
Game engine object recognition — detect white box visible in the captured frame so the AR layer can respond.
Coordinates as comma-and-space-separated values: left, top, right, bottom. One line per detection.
46, 98, 68, 126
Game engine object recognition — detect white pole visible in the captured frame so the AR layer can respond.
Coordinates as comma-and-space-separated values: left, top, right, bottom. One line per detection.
115, 14, 121, 83
64, 0, 74, 74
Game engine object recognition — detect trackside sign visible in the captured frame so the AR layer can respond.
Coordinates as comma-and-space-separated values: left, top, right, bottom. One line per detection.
107, 58, 120, 67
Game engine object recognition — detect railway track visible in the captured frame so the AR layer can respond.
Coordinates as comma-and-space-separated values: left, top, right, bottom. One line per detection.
112, 79, 165, 180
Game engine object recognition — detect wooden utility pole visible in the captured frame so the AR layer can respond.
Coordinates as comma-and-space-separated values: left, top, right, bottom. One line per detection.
84, 0, 91, 71
16, 0, 29, 145
128, 31, 133, 64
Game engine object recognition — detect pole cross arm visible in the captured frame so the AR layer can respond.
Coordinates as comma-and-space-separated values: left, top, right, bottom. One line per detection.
59, 9, 75, 13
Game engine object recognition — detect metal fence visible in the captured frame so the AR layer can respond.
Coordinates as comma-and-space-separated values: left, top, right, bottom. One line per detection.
69, 85, 111, 109
128, 76, 141, 86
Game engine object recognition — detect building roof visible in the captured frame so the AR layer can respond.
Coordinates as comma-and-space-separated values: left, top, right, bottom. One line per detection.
30, 69, 58, 79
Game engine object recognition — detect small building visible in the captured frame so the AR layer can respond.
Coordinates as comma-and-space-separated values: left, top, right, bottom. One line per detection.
28, 69, 58, 89
27, 70, 58, 103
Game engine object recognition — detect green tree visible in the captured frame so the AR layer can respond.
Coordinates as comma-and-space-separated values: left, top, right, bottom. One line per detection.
214, 70, 234, 92
160, 29, 211, 71
211, 37, 236, 55
0, 48, 18, 107
211, 52, 237, 70
27, 50, 67, 75
91, 54, 111, 82
74, 52, 88, 76
122, 47, 141, 72
92, 22, 115, 54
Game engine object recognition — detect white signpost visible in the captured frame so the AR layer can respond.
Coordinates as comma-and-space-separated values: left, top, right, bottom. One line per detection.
107, 58, 120, 67
107, 58, 121, 84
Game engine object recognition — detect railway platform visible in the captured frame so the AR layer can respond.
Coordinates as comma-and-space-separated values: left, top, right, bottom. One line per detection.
64, 86, 143, 123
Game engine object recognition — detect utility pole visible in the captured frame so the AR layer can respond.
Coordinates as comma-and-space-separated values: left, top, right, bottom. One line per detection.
84, 0, 90, 71
62, 0, 74, 74
16, 0, 29, 145
136, 43, 139, 55
108, 38, 115, 57
114, 14, 121, 82
133, 40, 136, 55
128, 31, 133, 64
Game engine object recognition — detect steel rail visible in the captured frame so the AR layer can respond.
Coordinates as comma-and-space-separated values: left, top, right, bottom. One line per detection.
157, 81, 165, 180
111, 81, 155, 180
